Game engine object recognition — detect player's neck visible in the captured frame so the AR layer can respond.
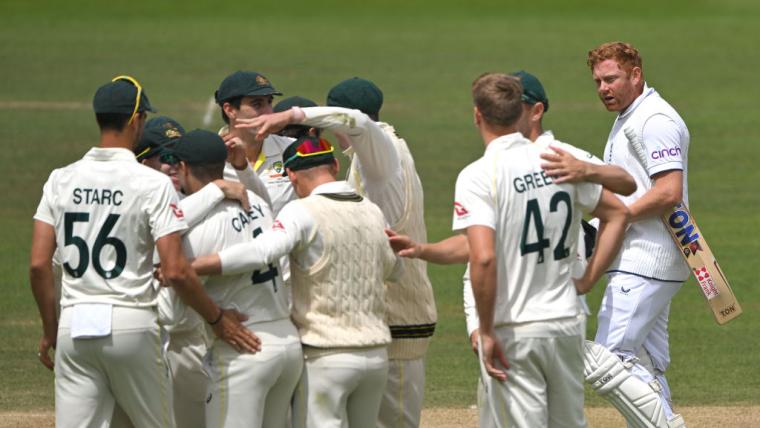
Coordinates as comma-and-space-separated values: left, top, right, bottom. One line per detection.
480, 124, 518, 147
99, 130, 135, 151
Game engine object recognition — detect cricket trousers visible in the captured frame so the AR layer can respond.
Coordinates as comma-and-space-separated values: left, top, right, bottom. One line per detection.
55, 306, 173, 428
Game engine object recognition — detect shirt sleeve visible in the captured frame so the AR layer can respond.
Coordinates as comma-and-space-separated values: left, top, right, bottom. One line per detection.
146, 178, 188, 240
33, 170, 58, 225
452, 162, 496, 231
218, 201, 308, 275
574, 181, 604, 215
302, 107, 405, 222
229, 163, 272, 207
641, 114, 685, 176
178, 183, 224, 229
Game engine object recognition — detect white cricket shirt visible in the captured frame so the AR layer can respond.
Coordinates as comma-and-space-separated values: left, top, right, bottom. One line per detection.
453, 133, 602, 326
34, 147, 187, 308
603, 84, 690, 281
183, 191, 289, 324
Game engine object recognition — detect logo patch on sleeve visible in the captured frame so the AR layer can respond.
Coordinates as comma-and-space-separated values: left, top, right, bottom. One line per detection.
170, 203, 185, 220
454, 202, 470, 218
272, 220, 285, 231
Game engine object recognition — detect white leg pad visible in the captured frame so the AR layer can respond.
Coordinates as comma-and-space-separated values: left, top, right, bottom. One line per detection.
583, 341, 669, 428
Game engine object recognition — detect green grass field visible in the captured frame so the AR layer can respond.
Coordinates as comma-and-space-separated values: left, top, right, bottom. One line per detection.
1, 0, 758, 413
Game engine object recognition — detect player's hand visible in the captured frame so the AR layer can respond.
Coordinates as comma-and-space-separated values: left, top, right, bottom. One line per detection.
540, 145, 590, 183
479, 330, 509, 382
573, 275, 594, 295
385, 228, 423, 258
235, 110, 294, 142
223, 134, 249, 170
211, 308, 261, 354
213, 179, 251, 212
153, 264, 169, 287
37, 334, 56, 370
469, 329, 480, 356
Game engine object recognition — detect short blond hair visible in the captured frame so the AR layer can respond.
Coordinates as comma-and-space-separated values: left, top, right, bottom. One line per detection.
471, 73, 523, 128
587, 41, 643, 73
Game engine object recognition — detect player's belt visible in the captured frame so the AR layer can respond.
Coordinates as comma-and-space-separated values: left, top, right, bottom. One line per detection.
389, 323, 436, 339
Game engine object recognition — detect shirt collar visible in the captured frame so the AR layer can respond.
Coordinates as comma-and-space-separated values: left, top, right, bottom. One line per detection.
484, 131, 532, 155
618, 83, 655, 119
83, 147, 138, 162
310, 180, 354, 195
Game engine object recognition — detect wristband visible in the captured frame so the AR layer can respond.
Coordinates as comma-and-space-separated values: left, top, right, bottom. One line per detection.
208, 308, 224, 325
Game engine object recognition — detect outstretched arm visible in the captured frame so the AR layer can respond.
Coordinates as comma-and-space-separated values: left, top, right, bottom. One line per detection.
540, 145, 636, 196
387, 230, 469, 264
575, 189, 630, 294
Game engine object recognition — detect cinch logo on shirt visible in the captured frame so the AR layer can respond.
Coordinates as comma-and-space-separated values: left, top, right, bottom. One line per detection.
454, 202, 469, 218
272, 220, 285, 231
170, 203, 184, 220
650, 146, 681, 160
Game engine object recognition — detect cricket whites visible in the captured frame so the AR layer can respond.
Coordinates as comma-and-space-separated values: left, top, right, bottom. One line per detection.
624, 128, 742, 325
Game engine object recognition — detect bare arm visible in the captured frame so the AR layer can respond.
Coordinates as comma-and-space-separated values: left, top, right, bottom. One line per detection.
575, 189, 630, 294
156, 232, 260, 353
627, 169, 682, 222
467, 225, 509, 381
29, 220, 58, 370
386, 230, 469, 264
540, 145, 636, 196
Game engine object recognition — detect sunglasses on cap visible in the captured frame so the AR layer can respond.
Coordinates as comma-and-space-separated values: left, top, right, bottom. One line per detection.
159, 151, 179, 165
111, 75, 143, 125
283, 138, 334, 168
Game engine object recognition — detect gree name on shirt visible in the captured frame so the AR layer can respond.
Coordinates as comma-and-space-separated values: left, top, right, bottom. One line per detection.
513, 170, 554, 194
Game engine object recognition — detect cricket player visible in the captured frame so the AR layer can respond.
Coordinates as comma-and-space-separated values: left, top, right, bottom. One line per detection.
29, 76, 260, 428
238, 78, 436, 428
458, 73, 629, 427
160, 129, 302, 428
554, 41, 690, 426
216, 70, 295, 215
191, 135, 402, 428
388, 70, 636, 428
130, 115, 262, 428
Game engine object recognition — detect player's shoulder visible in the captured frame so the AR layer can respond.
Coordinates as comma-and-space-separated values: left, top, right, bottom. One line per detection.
265, 134, 295, 151
543, 138, 600, 163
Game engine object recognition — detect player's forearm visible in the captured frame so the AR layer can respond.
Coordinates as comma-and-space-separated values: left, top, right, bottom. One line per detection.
628, 170, 683, 222
218, 231, 294, 275
419, 234, 469, 264
470, 255, 497, 333
166, 265, 221, 323
578, 217, 627, 294
587, 164, 637, 196
30, 265, 58, 339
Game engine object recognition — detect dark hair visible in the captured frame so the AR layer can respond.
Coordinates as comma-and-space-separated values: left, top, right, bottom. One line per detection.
220, 96, 243, 124
278, 125, 321, 139
188, 161, 225, 182
471, 73, 523, 128
95, 112, 133, 132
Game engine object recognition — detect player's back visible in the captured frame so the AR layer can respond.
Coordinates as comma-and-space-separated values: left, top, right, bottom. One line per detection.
462, 136, 601, 326
182, 191, 289, 323
38, 147, 186, 307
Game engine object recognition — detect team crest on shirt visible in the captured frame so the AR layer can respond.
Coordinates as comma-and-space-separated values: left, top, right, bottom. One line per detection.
170, 203, 185, 220
454, 202, 470, 219
273, 161, 283, 174
272, 220, 285, 231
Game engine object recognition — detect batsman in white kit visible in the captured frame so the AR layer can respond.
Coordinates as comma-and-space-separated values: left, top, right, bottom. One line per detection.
29, 76, 259, 428
160, 129, 302, 428
457, 73, 629, 427
191, 135, 402, 428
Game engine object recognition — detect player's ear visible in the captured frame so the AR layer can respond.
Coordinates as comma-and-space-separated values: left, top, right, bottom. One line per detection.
329, 159, 340, 177
473, 106, 482, 127
630, 66, 643, 85
222, 102, 236, 122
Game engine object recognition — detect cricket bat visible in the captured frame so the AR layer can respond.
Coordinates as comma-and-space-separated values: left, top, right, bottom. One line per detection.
624, 128, 742, 325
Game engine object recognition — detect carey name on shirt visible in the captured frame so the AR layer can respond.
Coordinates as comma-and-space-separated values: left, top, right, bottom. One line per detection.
231, 203, 266, 233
